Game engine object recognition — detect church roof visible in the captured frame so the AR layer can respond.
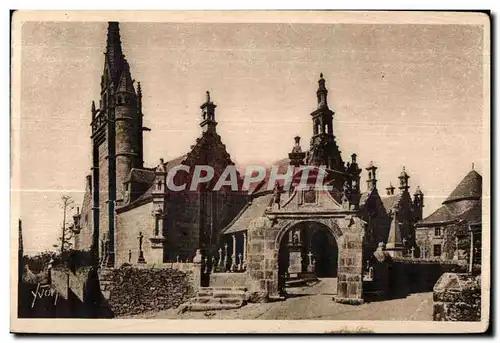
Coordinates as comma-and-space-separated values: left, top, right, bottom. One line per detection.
443, 170, 482, 204
126, 168, 155, 184
380, 194, 402, 214
221, 193, 273, 235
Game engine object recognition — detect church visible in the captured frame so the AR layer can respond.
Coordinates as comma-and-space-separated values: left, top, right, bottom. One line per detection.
71, 22, 427, 302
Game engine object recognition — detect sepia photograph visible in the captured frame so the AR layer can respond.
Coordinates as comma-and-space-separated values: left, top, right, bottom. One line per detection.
10, 10, 490, 333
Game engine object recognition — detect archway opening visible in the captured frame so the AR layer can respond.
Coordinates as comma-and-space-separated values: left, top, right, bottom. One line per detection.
277, 221, 338, 296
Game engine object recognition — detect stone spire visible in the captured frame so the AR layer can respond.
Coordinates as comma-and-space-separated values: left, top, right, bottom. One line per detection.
91, 100, 97, 120
307, 73, 344, 171
117, 60, 135, 95
200, 91, 217, 133
385, 216, 404, 256
366, 161, 378, 192
398, 166, 410, 193
386, 182, 395, 195
316, 73, 328, 108
105, 21, 124, 85
289, 136, 306, 167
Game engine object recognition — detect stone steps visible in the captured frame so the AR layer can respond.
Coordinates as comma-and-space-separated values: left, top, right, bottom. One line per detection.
178, 286, 249, 313
98, 267, 114, 300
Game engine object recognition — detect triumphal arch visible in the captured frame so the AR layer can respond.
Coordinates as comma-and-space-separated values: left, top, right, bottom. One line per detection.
245, 183, 366, 304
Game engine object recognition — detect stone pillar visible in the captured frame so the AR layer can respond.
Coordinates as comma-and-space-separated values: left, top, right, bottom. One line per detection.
243, 232, 248, 269
192, 249, 202, 293
231, 234, 237, 271
336, 232, 364, 305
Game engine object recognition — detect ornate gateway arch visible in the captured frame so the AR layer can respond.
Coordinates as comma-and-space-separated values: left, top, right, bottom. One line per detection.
246, 188, 367, 304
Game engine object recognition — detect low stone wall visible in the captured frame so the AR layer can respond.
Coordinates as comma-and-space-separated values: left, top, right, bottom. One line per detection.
392, 258, 479, 294
367, 255, 480, 300
50, 267, 69, 299
210, 272, 249, 288
433, 273, 481, 321
106, 265, 196, 317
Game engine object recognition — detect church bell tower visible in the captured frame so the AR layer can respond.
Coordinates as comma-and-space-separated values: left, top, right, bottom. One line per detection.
90, 22, 145, 267
306, 74, 344, 172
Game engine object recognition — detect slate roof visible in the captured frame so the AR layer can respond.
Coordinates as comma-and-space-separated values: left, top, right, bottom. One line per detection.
126, 168, 155, 184
416, 170, 482, 227
124, 155, 188, 206
380, 194, 401, 214
221, 193, 273, 234
443, 170, 482, 204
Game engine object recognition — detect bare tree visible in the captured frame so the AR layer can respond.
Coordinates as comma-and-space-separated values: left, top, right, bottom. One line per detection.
53, 195, 75, 255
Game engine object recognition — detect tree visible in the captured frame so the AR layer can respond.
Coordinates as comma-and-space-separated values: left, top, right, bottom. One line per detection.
53, 195, 75, 255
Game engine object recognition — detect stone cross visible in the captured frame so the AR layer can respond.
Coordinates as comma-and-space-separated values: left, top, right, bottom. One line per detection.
410, 246, 415, 259
402, 238, 407, 246
138, 231, 144, 252
307, 251, 313, 266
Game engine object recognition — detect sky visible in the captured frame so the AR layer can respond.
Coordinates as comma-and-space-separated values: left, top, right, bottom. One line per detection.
16, 20, 487, 254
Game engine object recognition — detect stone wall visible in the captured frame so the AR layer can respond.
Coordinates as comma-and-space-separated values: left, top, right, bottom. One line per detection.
392, 258, 478, 294
115, 201, 156, 266
106, 265, 196, 317
210, 272, 249, 288
369, 255, 480, 300
433, 273, 481, 321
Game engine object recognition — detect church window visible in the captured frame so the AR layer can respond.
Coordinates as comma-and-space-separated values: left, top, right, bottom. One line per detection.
434, 227, 442, 237
154, 216, 159, 236
433, 244, 441, 257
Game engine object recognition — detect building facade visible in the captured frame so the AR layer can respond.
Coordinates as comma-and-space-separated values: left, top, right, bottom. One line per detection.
415, 169, 482, 260
72, 22, 431, 301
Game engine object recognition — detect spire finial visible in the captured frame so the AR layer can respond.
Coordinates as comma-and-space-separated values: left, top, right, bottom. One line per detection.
206, 91, 210, 103
320, 72, 323, 79
472, 162, 475, 170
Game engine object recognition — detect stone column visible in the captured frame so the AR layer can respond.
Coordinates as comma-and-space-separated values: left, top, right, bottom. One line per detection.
192, 249, 202, 292
335, 222, 365, 305
231, 234, 237, 271
243, 232, 248, 269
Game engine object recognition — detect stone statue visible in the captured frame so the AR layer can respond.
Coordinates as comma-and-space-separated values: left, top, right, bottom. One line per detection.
273, 182, 282, 209
342, 180, 351, 198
